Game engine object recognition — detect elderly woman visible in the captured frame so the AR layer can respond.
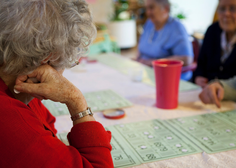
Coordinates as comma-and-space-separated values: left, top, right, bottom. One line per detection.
137, 0, 193, 81
0, 0, 113, 167
193, 0, 236, 88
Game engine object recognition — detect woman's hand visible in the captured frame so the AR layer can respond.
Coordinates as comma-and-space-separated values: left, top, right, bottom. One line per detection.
199, 82, 224, 108
14, 65, 78, 103
195, 76, 208, 88
138, 58, 154, 67
14, 65, 92, 122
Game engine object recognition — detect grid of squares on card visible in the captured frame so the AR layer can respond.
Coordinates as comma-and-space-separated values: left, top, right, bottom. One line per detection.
58, 119, 201, 168
106, 119, 201, 168
168, 110, 236, 154
42, 90, 133, 116
57, 110, 236, 168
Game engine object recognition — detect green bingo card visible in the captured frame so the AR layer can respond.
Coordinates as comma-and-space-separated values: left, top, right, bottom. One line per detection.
83, 89, 132, 112
42, 89, 133, 116
167, 111, 236, 154
216, 110, 236, 125
57, 111, 236, 167
107, 120, 201, 168
57, 119, 201, 168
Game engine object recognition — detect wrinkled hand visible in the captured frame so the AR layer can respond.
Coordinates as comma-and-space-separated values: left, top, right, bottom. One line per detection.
195, 76, 208, 88
14, 65, 86, 107
138, 58, 153, 67
199, 82, 224, 108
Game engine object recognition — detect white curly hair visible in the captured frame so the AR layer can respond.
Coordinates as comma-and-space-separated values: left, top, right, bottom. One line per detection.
0, 0, 96, 75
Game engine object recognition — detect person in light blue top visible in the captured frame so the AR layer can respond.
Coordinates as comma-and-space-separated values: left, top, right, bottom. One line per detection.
137, 0, 193, 81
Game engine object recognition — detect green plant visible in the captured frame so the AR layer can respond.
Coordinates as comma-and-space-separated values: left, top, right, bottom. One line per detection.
175, 12, 186, 20
112, 0, 131, 21
171, 3, 187, 20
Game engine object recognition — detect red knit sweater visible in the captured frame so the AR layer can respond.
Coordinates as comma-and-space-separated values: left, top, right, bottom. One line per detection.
0, 79, 113, 168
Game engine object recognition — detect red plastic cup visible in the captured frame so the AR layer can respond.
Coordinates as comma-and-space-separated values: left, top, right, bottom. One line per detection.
152, 59, 183, 109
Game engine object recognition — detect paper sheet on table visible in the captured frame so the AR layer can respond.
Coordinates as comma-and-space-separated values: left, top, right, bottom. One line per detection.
58, 119, 201, 168
107, 119, 202, 168
58, 110, 236, 168
57, 110, 236, 167
88, 53, 200, 92
167, 110, 236, 154
42, 89, 133, 116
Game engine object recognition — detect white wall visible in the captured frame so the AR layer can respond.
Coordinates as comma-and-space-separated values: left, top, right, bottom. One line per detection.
87, 0, 113, 24
170, 0, 218, 34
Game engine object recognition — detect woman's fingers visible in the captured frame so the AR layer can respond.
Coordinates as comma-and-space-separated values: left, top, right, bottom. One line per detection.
14, 82, 46, 97
14, 64, 79, 104
199, 82, 224, 108
217, 87, 224, 101
15, 75, 28, 85
208, 88, 221, 108
27, 78, 40, 83
14, 65, 69, 103
210, 83, 224, 108
15, 69, 43, 86
199, 90, 211, 104
14, 76, 41, 94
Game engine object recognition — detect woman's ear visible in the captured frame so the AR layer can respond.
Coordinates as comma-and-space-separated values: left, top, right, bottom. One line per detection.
41, 53, 52, 65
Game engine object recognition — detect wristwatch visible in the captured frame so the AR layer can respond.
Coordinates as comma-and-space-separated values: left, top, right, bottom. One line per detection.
71, 107, 93, 121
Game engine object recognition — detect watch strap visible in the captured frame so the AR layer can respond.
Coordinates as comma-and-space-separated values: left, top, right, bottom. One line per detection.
71, 107, 93, 121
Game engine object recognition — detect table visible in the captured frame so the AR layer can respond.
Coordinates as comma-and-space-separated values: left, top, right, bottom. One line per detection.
56, 53, 236, 168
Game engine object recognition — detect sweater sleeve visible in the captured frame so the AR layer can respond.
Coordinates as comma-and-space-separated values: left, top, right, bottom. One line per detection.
36, 99, 58, 134
0, 98, 113, 168
192, 25, 213, 81
220, 76, 236, 102
68, 122, 113, 168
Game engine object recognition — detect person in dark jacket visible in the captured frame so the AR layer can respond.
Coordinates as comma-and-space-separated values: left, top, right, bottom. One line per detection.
193, 0, 236, 87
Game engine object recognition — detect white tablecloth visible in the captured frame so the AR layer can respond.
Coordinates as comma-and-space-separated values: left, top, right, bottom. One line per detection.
56, 57, 236, 168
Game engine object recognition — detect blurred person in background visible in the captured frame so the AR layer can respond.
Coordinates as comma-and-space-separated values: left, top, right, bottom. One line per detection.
193, 0, 236, 88
137, 0, 193, 81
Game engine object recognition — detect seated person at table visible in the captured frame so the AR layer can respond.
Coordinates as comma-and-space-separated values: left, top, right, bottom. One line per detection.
137, 0, 193, 81
193, 0, 236, 88
0, 0, 113, 167
199, 76, 236, 108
